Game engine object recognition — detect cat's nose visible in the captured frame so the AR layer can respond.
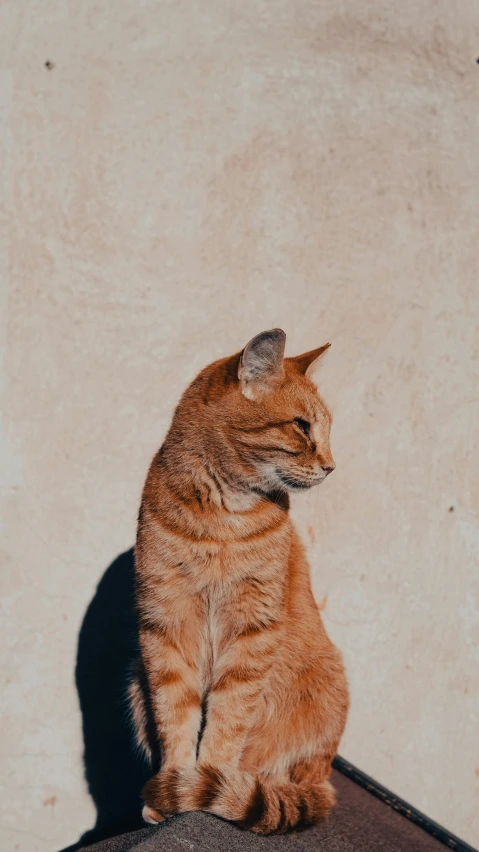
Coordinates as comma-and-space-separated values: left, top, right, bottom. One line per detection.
321, 463, 335, 475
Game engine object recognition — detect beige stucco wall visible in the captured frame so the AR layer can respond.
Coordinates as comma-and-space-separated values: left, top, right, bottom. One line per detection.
1, 1, 478, 849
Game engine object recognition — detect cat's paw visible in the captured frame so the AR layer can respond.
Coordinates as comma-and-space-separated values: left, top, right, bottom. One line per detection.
142, 804, 165, 824
142, 767, 183, 819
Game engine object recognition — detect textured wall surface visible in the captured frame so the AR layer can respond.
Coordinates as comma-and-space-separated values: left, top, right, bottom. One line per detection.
1, 2, 478, 850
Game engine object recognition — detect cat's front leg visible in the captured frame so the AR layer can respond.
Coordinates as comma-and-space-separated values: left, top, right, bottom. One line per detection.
198, 625, 277, 768
139, 623, 203, 821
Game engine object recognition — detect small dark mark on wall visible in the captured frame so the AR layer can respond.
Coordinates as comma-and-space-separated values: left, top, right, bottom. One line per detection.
45, 60, 55, 70
448, 506, 455, 512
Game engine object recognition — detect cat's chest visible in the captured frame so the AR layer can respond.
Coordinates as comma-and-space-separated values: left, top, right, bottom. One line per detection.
200, 556, 287, 671
143, 503, 291, 602
181, 518, 291, 589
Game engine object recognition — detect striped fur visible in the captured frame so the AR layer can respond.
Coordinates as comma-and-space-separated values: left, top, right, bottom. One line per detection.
142, 760, 337, 834
132, 329, 349, 834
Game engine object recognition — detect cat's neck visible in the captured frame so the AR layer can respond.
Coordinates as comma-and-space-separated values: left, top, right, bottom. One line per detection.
157, 440, 289, 516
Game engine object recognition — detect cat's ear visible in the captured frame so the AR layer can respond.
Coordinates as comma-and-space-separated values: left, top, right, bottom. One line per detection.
238, 329, 286, 400
292, 343, 331, 376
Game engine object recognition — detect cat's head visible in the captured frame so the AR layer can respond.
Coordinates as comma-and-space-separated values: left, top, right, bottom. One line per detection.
181, 328, 335, 496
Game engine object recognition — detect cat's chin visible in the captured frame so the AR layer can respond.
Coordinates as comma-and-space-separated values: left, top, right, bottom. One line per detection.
255, 463, 324, 493
276, 473, 324, 491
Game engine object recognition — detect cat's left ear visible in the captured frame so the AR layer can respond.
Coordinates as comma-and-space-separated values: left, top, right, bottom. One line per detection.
239, 328, 286, 400
291, 342, 331, 376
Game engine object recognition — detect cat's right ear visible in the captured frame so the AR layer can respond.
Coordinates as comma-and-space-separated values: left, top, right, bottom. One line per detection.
238, 329, 286, 400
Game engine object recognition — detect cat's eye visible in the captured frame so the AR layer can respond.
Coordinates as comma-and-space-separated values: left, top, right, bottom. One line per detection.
293, 417, 311, 436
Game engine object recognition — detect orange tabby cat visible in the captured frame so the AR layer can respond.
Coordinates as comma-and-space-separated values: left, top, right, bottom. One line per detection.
131, 329, 349, 834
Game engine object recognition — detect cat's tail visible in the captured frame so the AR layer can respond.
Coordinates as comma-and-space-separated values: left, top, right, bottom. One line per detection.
142, 762, 336, 834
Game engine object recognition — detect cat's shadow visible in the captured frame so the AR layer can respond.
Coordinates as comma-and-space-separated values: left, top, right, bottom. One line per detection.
74, 548, 157, 847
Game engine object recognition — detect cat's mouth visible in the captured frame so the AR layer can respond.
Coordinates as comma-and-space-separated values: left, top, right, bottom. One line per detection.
277, 472, 323, 491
